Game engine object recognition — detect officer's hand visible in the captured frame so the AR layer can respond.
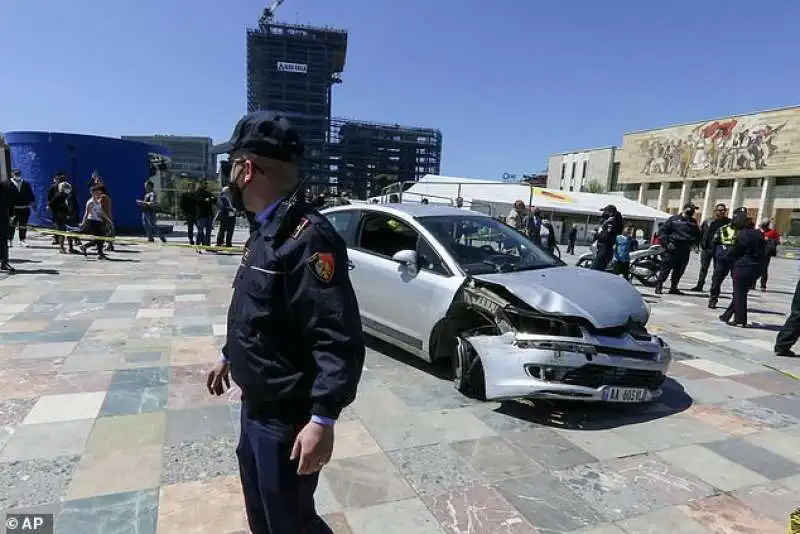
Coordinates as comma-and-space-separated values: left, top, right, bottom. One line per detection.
206, 361, 230, 396
290, 421, 334, 475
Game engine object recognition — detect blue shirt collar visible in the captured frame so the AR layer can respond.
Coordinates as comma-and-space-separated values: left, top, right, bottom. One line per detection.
255, 198, 283, 224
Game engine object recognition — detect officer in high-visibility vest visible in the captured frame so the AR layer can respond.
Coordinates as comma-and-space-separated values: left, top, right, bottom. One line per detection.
708, 206, 747, 308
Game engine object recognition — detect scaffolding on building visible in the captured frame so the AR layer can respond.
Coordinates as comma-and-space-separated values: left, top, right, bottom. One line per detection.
327, 118, 442, 199
246, 19, 347, 190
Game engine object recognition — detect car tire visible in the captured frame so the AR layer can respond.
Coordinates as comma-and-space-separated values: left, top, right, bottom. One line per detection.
453, 335, 486, 400
576, 257, 592, 269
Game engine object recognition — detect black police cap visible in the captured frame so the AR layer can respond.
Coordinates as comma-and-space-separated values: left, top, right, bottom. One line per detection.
732, 207, 747, 215
213, 111, 304, 163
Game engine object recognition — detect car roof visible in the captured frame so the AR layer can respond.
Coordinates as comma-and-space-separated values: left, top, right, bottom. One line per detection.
322, 202, 487, 219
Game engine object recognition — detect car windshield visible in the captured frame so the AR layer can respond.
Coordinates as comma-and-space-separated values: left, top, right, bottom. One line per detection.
417, 215, 562, 275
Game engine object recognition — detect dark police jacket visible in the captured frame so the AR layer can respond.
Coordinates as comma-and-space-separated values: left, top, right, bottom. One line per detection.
699, 217, 730, 250
597, 212, 623, 246
728, 227, 765, 270
222, 198, 365, 420
0, 180, 12, 233
659, 214, 700, 247
10, 179, 35, 209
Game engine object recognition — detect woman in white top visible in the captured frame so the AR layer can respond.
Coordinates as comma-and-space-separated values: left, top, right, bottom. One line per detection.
79, 186, 113, 259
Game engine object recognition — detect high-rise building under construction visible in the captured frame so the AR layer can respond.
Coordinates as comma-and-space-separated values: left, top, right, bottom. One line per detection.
246, 3, 347, 187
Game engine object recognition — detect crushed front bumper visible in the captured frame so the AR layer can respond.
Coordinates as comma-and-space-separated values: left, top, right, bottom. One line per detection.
466, 331, 671, 402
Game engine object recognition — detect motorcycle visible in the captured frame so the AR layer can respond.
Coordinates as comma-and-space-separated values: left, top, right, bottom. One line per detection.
576, 242, 663, 287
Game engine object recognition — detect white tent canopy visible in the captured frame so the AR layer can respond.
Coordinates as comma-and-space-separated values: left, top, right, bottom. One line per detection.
381, 175, 670, 222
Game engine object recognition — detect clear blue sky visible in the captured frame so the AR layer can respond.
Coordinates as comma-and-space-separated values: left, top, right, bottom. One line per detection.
1, 0, 798, 179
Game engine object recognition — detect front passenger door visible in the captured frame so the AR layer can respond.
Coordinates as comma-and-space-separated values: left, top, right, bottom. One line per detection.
350, 212, 462, 358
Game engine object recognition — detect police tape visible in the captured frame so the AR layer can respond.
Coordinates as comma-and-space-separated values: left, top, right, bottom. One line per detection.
19, 226, 244, 253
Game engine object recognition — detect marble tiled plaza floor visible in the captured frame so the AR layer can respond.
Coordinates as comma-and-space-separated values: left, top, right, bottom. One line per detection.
1, 234, 799, 533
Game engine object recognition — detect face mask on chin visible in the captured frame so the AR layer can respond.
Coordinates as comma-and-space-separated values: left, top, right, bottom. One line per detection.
228, 167, 247, 212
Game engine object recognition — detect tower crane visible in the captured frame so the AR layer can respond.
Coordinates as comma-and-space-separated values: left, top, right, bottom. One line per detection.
259, 0, 285, 25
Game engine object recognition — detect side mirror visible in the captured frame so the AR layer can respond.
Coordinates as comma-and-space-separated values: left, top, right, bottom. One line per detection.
391, 249, 417, 265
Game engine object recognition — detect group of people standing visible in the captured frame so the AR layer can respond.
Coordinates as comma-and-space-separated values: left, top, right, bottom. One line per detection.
656, 202, 781, 328
179, 182, 238, 249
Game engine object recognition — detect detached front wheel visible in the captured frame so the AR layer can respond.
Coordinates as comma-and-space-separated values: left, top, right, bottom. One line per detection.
453, 335, 486, 400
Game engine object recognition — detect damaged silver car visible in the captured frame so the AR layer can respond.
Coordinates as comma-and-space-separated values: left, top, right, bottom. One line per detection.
322, 203, 671, 404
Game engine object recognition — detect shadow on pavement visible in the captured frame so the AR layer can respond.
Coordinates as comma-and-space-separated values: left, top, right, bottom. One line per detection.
492, 378, 691, 431
750, 322, 783, 332
2, 268, 60, 275
749, 308, 786, 316
365, 335, 451, 380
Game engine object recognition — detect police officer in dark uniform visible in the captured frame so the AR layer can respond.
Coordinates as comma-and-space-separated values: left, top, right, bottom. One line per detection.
655, 203, 700, 294
590, 204, 623, 270
691, 203, 729, 292
206, 111, 365, 534
775, 275, 800, 357
719, 211, 765, 327
707, 206, 746, 308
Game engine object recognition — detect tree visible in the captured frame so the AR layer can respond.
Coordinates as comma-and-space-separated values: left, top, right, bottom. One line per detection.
582, 180, 606, 194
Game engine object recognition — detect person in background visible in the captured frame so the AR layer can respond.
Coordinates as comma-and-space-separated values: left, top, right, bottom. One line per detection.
757, 219, 780, 291
194, 181, 215, 249
774, 271, 800, 357
651, 223, 663, 245
180, 182, 198, 245
87, 170, 103, 190
691, 203, 730, 292
506, 200, 527, 232
455, 196, 464, 208
79, 186, 113, 259
97, 180, 115, 252
215, 185, 237, 248
540, 217, 556, 255
137, 180, 166, 243
614, 224, 637, 281
527, 208, 543, 245
47, 174, 62, 245
0, 175, 15, 272
49, 181, 79, 254
567, 224, 578, 254
719, 212, 765, 327
654, 203, 700, 294
590, 204, 623, 270
420, 197, 429, 205
8, 169, 35, 247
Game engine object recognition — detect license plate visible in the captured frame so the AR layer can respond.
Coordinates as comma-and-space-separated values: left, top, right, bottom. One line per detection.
601, 386, 648, 403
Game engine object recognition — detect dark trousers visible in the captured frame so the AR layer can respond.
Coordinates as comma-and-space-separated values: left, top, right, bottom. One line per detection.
709, 249, 733, 299
82, 220, 106, 255
247, 211, 259, 234
721, 265, 759, 325
590, 243, 613, 270
759, 256, 772, 289
695, 248, 715, 289
237, 404, 328, 534
613, 260, 631, 280
775, 278, 800, 352
656, 245, 691, 289
195, 217, 212, 246
54, 217, 74, 250
186, 217, 196, 244
0, 235, 8, 263
566, 240, 576, 254
216, 216, 236, 247
10, 207, 30, 241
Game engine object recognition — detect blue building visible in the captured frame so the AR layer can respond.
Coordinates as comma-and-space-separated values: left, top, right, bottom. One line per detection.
4, 131, 170, 232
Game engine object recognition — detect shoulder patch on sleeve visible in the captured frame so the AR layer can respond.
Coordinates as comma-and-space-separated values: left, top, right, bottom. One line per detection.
307, 252, 335, 283
291, 217, 311, 240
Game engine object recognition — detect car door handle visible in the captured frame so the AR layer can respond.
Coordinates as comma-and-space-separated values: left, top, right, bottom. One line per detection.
347, 260, 355, 270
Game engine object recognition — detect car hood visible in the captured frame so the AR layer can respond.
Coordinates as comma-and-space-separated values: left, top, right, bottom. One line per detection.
472, 266, 649, 329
